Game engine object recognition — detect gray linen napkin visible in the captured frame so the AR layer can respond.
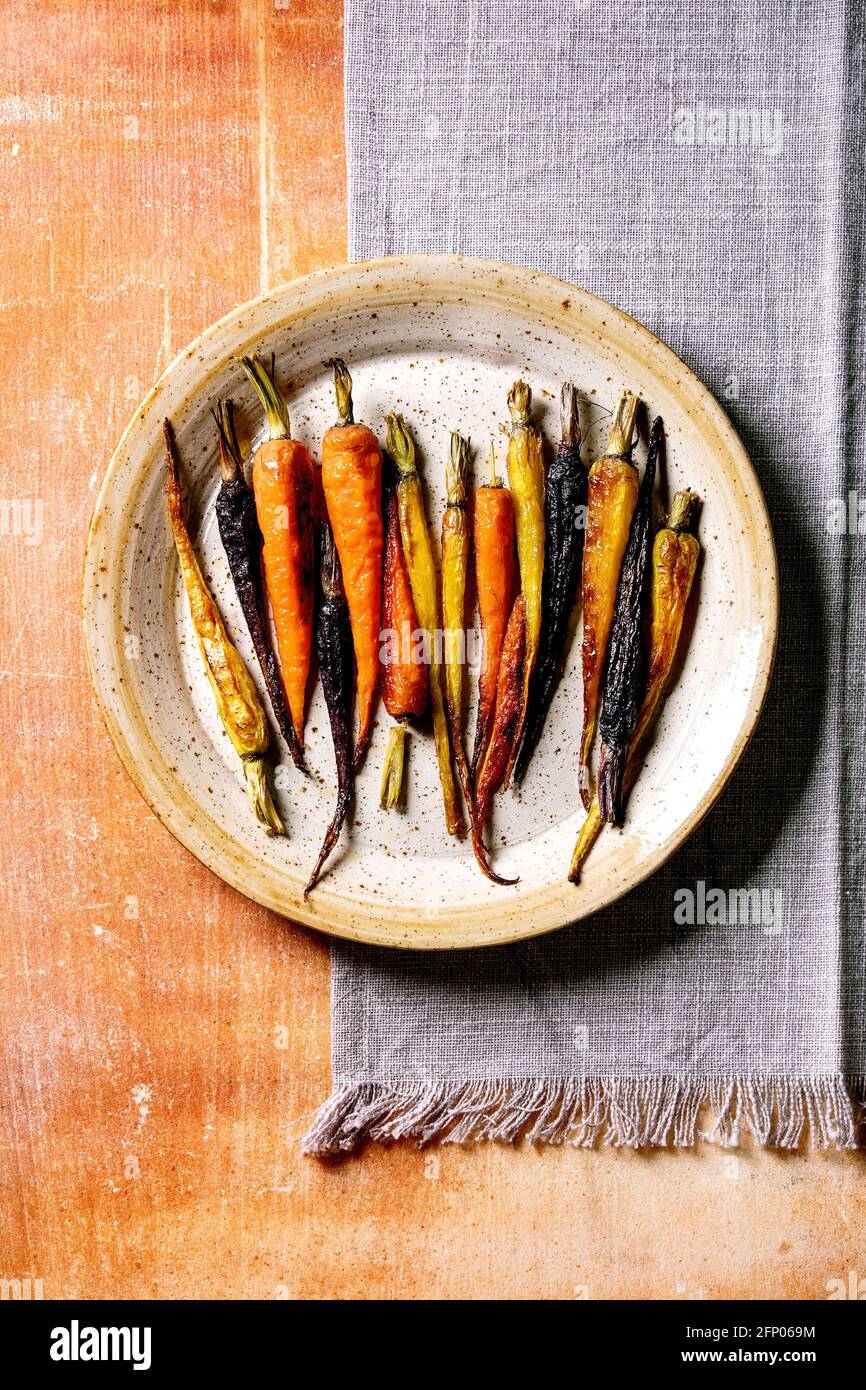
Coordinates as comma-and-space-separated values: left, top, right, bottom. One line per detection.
304, 0, 865, 1153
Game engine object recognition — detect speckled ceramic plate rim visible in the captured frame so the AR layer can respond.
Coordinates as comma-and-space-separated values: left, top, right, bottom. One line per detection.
82, 254, 779, 950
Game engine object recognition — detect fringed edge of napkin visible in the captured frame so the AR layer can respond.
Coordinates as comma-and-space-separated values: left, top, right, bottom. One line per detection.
302, 1075, 866, 1156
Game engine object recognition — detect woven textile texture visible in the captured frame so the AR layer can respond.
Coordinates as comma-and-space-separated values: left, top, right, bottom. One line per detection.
305, 0, 866, 1153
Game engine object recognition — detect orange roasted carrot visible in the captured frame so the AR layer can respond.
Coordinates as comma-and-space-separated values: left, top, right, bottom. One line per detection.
470, 443, 516, 784
321, 359, 384, 768
441, 432, 474, 820
379, 473, 428, 807
471, 593, 524, 884
241, 355, 316, 755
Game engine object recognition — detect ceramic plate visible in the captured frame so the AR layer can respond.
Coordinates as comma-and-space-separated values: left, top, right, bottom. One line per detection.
82, 255, 778, 949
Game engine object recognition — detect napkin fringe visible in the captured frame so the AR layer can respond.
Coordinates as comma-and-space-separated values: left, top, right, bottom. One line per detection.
302, 1074, 866, 1155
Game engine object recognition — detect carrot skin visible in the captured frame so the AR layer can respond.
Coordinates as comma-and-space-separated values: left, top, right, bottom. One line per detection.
597, 416, 662, 823
441, 433, 474, 819
513, 382, 586, 783
215, 472, 304, 769
470, 484, 515, 782
569, 489, 700, 882
322, 421, 384, 767
382, 480, 427, 720
503, 381, 545, 786
397, 474, 463, 835
471, 594, 525, 884
165, 419, 282, 836
305, 521, 355, 895
578, 390, 639, 808
385, 412, 462, 837
252, 438, 316, 749
379, 476, 427, 809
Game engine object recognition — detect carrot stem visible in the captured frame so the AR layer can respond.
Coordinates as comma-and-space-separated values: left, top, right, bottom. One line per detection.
330, 357, 355, 426
240, 355, 291, 441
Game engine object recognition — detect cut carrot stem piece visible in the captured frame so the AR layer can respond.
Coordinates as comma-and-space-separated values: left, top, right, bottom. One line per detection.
502, 380, 545, 786
471, 593, 525, 884
513, 382, 587, 783
577, 388, 639, 809
569, 488, 700, 882
164, 418, 283, 836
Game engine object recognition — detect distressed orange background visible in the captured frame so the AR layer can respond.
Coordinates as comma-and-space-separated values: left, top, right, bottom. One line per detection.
0, 0, 862, 1300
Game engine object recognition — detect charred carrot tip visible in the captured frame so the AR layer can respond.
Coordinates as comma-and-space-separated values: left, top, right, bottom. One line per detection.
470, 828, 520, 886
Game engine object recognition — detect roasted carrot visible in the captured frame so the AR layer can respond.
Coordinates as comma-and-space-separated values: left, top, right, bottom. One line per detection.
386, 413, 462, 836
503, 380, 545, 785
597, 415, 662, 823
241, 355, 315, 755
578, 389, 639, 808
212, 398, 304, 769
321, 359, 384, 768
379, 469, 428, 808
441, 432, 474, 816
470, 442, 515, 783
305, 521, 355, 896
471, 594, 525, 884
569, 488, 700, 881
513, 382, 587, 783
164, 419, 283, 835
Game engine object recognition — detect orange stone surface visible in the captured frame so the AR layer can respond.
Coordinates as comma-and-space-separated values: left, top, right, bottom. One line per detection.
0, 0, 861, 1300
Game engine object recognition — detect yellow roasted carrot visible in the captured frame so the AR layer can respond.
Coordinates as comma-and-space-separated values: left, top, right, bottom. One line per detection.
164, 419, 283, 836
379, 473, 428, 809
569, 489, 700, 881
441, 432, 473, 817
386, 413, 462, 836
578, 389, 639, 808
